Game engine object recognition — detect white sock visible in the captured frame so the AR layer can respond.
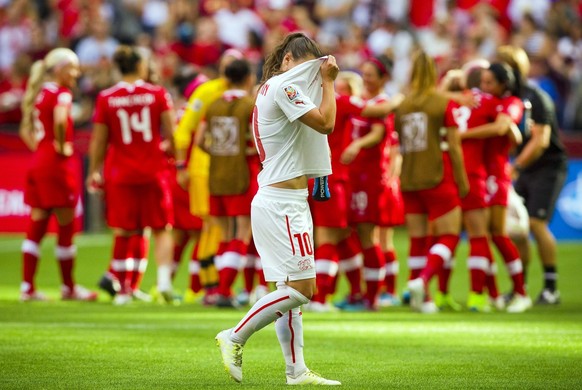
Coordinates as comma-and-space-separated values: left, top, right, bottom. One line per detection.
157, 264, 172, 292
276, 307, 307, 378
230, 282, 309, 344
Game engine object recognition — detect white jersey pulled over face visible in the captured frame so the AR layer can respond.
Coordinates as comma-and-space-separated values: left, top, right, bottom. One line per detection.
253, 57, 332, 187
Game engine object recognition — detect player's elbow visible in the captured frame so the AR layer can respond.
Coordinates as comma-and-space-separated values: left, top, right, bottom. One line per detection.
320, 123, 334, 135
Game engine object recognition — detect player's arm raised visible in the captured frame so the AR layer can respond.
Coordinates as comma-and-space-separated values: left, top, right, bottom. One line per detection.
299, 56, 339, 134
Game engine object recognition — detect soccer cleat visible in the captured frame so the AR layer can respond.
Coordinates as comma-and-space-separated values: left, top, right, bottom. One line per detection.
183, 289, 204, 304
303, 301, 338, 313
434, 292, 461, 311
378, 292, 402, 307
490, 295, 506, 311
203, 291, 219, 306
250, 285, 270, 305
159, 289, 179, 305
62, 285, 98, 301
286, 369, 341, 385
407, 278, 425, 312
216, 294, 240, 308
98, 274, 119, 297
420, 301, 439, 314
215, 329, 244, 383
506, 294, 533, 313
236, 291, 250, 306
151, 286, 179, 305
335, 295, 366, 312
113, 293, 132, 305
467, 292, 491, 313
20, 290, 48, 302
132, 289, 152, 302
401, 290, 411, 305
536, 289, 560, 305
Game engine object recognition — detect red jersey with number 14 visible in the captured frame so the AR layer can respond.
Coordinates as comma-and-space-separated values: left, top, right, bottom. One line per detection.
94, 80, 173, 184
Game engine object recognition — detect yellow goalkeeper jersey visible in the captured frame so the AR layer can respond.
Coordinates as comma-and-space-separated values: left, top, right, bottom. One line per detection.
174, 77, 228, 216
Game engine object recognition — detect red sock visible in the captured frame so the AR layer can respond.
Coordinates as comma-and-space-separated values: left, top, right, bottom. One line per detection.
492, 235, 526, 295
420, 235, 459, 284
57, 221, 76, 290
21, 218, 49, 292
408, 236, 428, 280
486, 259, 499, 298
313, 243, 339, 303
130, 235, 148, 291
217, 240, 245, 297
112, 236, 130, 294
468, 237, 491, 294
362, 245, 385, 306
383, 250, 398, 295
437, 263, 452, 294
337, 234, 362, 298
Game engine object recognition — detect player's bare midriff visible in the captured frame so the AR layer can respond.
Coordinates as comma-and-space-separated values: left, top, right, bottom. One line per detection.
269, 175, 308, 190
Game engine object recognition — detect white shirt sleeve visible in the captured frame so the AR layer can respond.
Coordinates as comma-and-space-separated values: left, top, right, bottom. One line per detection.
274, 83, 317, 123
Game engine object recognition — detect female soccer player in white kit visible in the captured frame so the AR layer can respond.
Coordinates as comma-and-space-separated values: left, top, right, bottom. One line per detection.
215, 32, 341, 385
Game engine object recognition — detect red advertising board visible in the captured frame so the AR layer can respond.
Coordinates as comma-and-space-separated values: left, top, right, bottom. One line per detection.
0, 153, 84, 233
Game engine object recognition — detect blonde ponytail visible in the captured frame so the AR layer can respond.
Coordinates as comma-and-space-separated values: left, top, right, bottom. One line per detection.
20, 60, 47, 139
19, 47, 79, 146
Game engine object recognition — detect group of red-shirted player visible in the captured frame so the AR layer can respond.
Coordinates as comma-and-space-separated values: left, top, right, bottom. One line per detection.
306, 51, 533, 314
18, 44, 533, 313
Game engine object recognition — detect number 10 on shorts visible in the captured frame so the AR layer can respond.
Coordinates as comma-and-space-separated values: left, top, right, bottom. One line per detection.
286, 216, 313, 257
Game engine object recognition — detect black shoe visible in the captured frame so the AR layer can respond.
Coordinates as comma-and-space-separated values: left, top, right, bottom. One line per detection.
502, 291, 514, 305
216, 294, 239, 308
98, 274, 119, 297
535, 289, 561, 305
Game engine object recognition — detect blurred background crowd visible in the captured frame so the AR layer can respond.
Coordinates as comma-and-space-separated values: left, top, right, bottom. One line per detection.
1, 0, 582, 131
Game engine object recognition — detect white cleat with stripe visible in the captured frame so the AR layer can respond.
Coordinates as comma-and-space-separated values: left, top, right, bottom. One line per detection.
287, 369, 341, 385
215, 329, 244, 383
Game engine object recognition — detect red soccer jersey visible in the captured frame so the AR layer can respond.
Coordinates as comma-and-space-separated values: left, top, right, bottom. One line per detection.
93, 80, 173, 184
445, 89, 500, 179
32, 82, 74, 170
346, 94, 388, 175
484, 95, 524, 180
332, 94, 366, 180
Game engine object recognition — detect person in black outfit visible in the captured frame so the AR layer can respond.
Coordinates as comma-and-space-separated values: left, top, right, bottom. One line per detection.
497, 46, 568, 305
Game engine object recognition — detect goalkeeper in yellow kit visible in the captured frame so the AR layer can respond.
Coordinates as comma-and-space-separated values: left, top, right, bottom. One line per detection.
174, 49, 244, 303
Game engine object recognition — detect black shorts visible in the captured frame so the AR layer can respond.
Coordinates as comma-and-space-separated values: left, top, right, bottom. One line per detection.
514, 161, 567, 221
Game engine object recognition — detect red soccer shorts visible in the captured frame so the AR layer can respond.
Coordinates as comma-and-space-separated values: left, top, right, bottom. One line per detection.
310, 176, 350, 229
348, 167, 384, 225
172, 179, 203, 231
25, 167, 79, 209
106, 177, 173, 231
402, 155, 460, 221
378, 178, 405, 227
461, 175, 488, 211
486, 175, 510, 207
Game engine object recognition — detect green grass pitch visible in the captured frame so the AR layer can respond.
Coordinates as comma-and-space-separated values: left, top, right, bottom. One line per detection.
0, 229, 581, 389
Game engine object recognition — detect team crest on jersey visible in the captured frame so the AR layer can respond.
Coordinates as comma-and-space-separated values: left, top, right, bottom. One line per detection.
284, 85, 299, 101
297, 259, 313, 271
